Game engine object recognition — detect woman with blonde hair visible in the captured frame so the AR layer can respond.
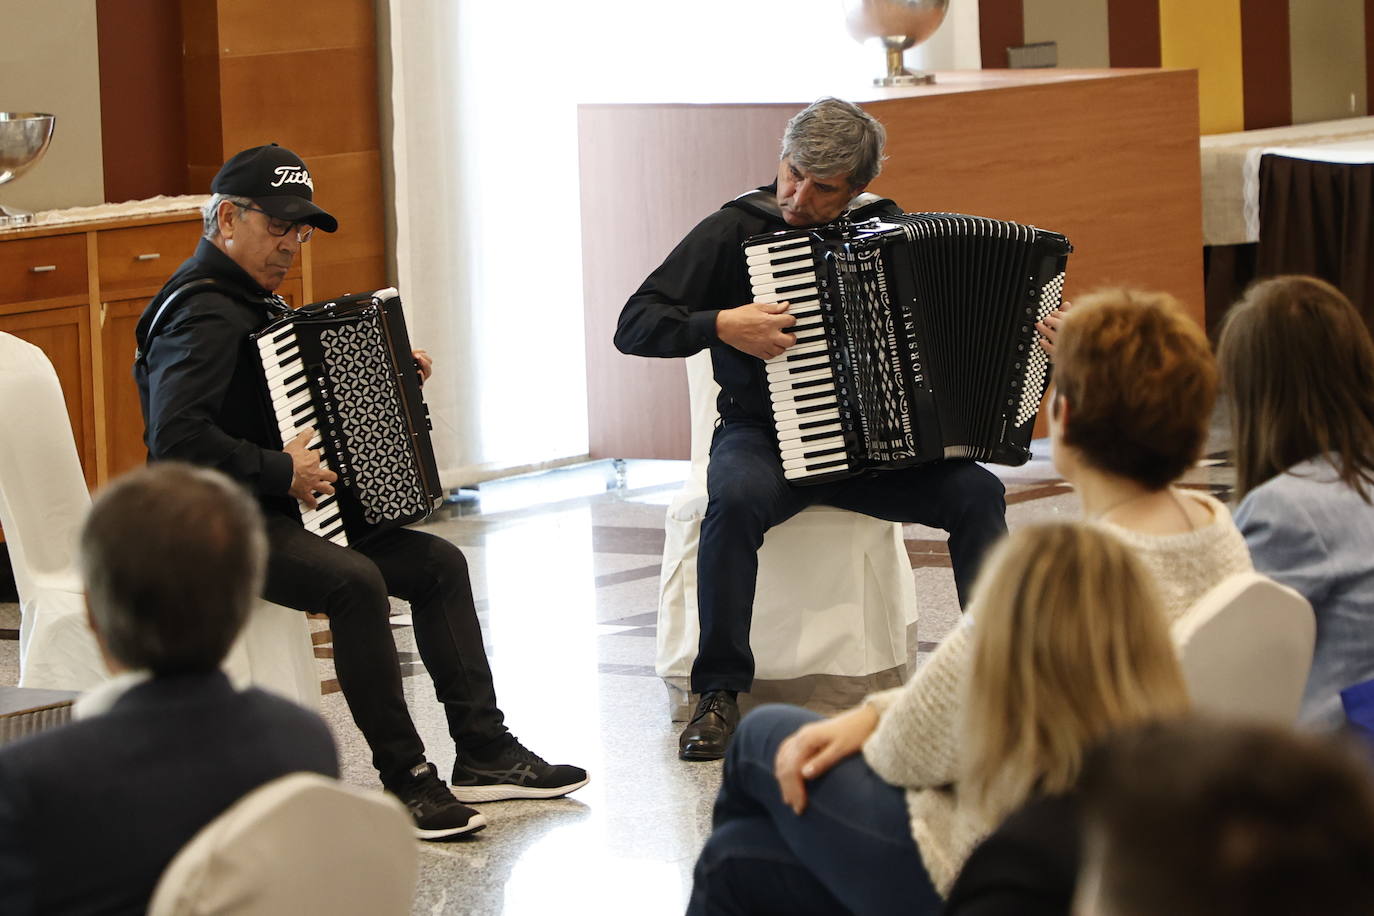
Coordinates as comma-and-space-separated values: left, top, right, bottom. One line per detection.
688, 522, 1190, 915
1218, 275, 1374, 731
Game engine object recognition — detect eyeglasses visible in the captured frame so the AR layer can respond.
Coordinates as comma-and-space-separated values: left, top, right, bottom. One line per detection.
241, 205, 315, 243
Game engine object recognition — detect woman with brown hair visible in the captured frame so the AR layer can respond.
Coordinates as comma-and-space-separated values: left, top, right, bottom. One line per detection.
1045, 288, 1251, 616
1218, 275, 1374, 731
687, 522, 1190, 915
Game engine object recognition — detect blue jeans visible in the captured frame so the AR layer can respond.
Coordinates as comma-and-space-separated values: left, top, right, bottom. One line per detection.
694, 419, 1007, 693
689, 705, 942, 916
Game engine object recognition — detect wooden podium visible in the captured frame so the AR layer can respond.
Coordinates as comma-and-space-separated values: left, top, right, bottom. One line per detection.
579, 69, 1203, 460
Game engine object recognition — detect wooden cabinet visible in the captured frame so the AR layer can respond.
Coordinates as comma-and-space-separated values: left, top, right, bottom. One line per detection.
0, 204, 314, 532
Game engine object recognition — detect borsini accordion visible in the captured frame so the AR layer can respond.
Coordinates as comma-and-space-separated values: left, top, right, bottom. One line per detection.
251, 287, 443, 545
745, 212, 1072, 484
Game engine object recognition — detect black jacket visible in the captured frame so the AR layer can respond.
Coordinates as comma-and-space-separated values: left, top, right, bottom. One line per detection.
942, 792, 1080, 916
613, 182, 899, 422
134, 239, 296, 514
0, 672, 337, 916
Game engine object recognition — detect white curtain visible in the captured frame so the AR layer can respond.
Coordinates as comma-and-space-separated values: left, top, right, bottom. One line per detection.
386, 0, 980, 486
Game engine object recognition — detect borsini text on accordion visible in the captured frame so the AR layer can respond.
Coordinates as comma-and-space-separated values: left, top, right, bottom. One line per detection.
745, 212, 1072, 484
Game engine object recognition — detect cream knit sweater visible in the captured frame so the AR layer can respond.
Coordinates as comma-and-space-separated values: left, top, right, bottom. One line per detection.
859, 492, 1252, 894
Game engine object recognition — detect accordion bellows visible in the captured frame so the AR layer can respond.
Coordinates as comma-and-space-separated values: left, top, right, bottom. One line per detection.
745, 212, 1072, 484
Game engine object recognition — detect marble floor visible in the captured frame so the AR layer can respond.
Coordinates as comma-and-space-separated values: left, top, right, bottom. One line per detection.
0, 429, 1238, 915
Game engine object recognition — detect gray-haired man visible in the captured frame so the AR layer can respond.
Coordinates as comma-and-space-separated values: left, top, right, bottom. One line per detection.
615, 98, 1008, 760
0, 463, 339, 914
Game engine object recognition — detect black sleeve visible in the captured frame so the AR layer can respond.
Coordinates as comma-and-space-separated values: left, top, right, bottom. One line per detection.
613, 210, 746, 359
141, 296, 293, 497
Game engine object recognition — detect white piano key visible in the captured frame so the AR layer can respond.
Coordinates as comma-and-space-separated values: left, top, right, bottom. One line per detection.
263, 357, 304, 385
768, 368, 834, 391
755, 287, 818, 305
774, 411, 842, 431
744, 238, 810, 259
777, 425, 843, 445
773, 402, 839, 422
780, 435, 845, 460
783, 450, 846, 471
272, 386, 312, 414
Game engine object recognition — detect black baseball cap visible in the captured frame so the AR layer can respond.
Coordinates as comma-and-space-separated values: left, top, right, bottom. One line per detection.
211, 143, 339, 233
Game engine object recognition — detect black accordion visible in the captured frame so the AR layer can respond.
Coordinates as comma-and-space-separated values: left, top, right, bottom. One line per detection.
251, 288, 443, 545
745, 212, 1072, 484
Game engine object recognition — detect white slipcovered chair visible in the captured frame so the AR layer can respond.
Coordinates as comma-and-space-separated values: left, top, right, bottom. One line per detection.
1171, 570, 1315, 725
149, 773, 417, 916
0, 332, 319, 709
656, 351, 919, 716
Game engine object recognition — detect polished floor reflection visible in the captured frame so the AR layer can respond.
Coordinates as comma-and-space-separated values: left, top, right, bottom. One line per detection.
0, 430, 1239, 915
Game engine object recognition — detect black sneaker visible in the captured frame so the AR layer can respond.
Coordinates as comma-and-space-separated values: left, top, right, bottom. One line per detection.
389, 762, 487, 840
451, 738, 589, 802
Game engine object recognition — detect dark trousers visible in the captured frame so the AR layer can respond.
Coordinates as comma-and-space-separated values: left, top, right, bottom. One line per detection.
694, 419, 1007, 694
261, 513, 506, 786
688, 704, 942, 916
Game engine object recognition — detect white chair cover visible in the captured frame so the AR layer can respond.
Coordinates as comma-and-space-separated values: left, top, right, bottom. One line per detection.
222, 601, 322, 712
148, 773, 417, 916
656, 351, 918, 715
0, 332, 319, 708
1172, 571, 1316, 725
0, 333, 106, 689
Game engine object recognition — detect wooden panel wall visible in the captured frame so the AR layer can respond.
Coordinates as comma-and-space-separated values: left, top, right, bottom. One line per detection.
579, 105, 795, 460
180, 0, 385, 299
1240, 0, 1291, 129
978, 0, 1024, 68
1107, 0, 1161, 66
95, 0, 187, 202
580, 70, 1204, 460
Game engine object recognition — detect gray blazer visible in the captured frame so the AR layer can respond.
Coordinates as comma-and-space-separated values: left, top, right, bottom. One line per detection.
1235, 456, 1374, 731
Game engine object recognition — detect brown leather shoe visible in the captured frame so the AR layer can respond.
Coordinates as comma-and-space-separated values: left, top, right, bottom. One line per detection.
678, 690, 740, 761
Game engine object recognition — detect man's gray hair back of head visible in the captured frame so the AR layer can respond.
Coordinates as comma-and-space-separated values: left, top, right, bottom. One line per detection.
780, 97, 887, 188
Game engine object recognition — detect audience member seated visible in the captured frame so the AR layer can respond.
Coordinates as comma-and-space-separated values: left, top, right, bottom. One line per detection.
1074, 718, 1374, 916
0, 463, 338, 916
1045, 288, 1252, 615
688, 522, 1190, 914
1217, 275, 1374, 732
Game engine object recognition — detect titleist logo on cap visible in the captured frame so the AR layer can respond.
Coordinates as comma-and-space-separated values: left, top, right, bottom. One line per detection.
270, 165, 314, 191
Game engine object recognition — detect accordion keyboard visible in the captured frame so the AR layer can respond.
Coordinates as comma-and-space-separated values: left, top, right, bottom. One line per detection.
256, 323, 349, 546
745, 233, 850, 481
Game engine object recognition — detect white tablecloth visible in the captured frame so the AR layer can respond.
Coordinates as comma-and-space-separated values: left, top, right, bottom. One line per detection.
1201, 117, 1374, 245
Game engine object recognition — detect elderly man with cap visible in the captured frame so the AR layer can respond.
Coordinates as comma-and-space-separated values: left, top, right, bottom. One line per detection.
135, 144, 587, 840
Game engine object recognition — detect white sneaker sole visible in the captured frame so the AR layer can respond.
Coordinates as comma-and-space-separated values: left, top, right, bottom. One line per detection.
415, 811, 488, 840
451, 776, 589, 804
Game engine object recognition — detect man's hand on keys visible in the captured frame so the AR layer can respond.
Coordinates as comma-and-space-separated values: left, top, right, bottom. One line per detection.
717, 301, 797, 360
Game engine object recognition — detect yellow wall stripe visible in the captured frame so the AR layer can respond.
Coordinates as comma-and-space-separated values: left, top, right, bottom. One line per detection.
1159, 0, 1246, 134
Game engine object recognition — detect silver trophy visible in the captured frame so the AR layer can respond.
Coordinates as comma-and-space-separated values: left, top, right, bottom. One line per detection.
0, 113, 56, 228
843, 0, 950, 86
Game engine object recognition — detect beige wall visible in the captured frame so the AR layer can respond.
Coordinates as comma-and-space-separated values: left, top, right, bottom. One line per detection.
0, 0, 104, 212
1289, 0, 1368, 124
1023, 0, 1110, 68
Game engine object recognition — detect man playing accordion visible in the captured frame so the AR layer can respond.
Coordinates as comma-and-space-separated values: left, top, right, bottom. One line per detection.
615, 98, 1008, 760
136, 143, 586, 838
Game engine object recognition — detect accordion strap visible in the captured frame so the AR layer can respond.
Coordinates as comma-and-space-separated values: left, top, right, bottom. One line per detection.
135, 278, 289, 368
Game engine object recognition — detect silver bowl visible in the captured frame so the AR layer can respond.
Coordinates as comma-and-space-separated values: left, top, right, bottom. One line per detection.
0, 113, 56, 227
0, 113, 56, 186
843, 0, 950, 86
